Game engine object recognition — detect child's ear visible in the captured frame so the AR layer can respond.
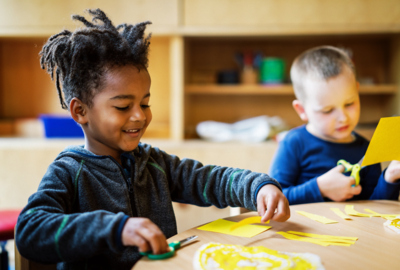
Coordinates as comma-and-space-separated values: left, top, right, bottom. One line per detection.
70, 98, 88, 125
292, 100, 308, 122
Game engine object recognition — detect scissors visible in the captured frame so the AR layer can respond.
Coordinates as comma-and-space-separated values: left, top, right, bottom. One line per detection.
140, 235, 198, 260
337, 156, 365, 186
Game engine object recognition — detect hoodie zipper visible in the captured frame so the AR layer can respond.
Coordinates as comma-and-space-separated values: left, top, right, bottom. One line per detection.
114, 157, 137, 217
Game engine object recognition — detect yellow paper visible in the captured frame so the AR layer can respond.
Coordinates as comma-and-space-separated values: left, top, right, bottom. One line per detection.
287, 231, 358, 241
364, 209, 400, 220
276, 232, 356, 247
296, 211, 338, 224
330, 207, 352, 220
230, 216, 269, 231
344, 205, 373, 217
197, 218, 271, 238
194, 242, 325, 270
361, 116, 400, 167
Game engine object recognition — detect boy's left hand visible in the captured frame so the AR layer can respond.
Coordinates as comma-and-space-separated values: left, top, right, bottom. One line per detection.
384, 160, 400, 183
256, 185, 290, 223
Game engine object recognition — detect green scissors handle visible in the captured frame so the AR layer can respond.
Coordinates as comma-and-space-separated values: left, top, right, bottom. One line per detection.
337, 159, 361, 186
139, 241, 179, 260
140, 235, 197, 260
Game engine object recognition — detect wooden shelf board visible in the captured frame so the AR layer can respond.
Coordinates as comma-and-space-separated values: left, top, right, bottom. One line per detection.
185, 84, 397, 95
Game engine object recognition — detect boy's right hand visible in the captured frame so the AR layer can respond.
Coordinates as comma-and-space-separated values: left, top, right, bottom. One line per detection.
122, 217, 169, 255
317, 165, 362, 201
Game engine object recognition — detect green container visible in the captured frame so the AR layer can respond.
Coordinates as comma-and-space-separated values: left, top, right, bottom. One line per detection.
259, 58, 286, 84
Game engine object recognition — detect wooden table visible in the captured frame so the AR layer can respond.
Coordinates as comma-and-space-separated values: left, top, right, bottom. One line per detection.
133, 200, 400, 269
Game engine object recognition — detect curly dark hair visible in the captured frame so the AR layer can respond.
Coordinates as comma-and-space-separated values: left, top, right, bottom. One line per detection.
40, 9, 152, 109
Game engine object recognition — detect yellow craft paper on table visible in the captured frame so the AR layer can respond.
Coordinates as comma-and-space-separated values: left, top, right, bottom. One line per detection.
296, 211, 338, 224
197, 218, 271, 238
276, 231, 358, 247
230, 216, 269, 231
361, 116, 400, 167
364, 209, 400, 220
330, 208, 352, 220
345, 205, 374, 217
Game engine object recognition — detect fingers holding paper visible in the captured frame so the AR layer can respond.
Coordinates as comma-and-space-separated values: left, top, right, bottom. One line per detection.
256, 184, 290, 223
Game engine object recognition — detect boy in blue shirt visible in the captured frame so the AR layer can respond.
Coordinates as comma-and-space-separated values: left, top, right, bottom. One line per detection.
15, 9, 290, 270
269, 45, 400, 205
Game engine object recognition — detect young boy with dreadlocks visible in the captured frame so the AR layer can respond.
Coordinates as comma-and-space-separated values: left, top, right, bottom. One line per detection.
15, 9, 290, 270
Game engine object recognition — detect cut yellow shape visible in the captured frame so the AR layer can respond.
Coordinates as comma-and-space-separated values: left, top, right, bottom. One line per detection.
361, 116, 400, 167
330, 208, 352, 220
230, 216, 269, 231
364, 209, 400, 220
296, 211, 338, 224
287, 231, 358, 241
276, 232, 356, 247
197, 218, 271, 238
344, 205, 373, 217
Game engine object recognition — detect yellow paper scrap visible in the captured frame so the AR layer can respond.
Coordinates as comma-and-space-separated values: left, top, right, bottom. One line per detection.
197, 218, 271, 238
364, 209, 400, 220
361, 116, 400, 167
344, 205, 373, 217
287, 231, 358, 241
296, 211, 338, 224
276, 231, 357, 247
331, 208, 352, 220
230, 216, 269, 231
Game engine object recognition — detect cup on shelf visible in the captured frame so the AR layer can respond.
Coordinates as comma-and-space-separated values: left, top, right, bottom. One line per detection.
259, 57, 286, 84
240, 66, 258, 84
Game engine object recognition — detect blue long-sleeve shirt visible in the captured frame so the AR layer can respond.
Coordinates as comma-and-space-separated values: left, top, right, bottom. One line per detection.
269, 125, 400, 205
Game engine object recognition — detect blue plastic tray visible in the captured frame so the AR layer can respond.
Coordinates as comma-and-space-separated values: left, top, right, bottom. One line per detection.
40, 114, 84, 138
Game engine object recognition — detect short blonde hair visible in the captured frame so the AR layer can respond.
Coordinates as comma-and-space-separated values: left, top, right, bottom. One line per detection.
290, 46, 355, 102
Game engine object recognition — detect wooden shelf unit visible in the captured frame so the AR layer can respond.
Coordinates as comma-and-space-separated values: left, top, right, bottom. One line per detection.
1, 1, 400, 140
182, 34, 400, 139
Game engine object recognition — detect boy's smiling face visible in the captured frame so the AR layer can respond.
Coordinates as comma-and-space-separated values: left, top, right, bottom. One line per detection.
293, 66, 360, 143
76, 65, 152, 162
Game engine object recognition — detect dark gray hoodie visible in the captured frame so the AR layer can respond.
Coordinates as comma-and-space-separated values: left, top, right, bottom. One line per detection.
16, 143, 281, 270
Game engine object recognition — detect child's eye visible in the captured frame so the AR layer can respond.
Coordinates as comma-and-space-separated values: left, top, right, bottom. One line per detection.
141, 104, 151, 109
345, 102, 354, 107
115, 106, 129, 111
321, 109, 333, 114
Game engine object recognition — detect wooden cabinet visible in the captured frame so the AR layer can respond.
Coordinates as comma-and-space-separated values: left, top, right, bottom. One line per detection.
183, 0, 400, 34
0, 0, 179, 37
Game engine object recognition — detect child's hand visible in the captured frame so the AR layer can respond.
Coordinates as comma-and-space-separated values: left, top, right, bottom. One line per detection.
384, 160, 400, 183
317, 165, 362, 201
256, 184, 290, 223
122, 217, 169, 254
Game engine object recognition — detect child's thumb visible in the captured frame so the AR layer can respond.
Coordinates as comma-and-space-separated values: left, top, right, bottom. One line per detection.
335, 164, 346, 173
351, 184, 362, 195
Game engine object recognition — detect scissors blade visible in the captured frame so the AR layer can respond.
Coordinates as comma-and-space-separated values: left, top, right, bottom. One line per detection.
178, 235, 198, 246
357, 156, 365, 167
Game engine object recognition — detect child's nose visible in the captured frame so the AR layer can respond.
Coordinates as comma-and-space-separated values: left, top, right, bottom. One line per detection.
130, 107, 146, 122
337, 108, 348, 122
